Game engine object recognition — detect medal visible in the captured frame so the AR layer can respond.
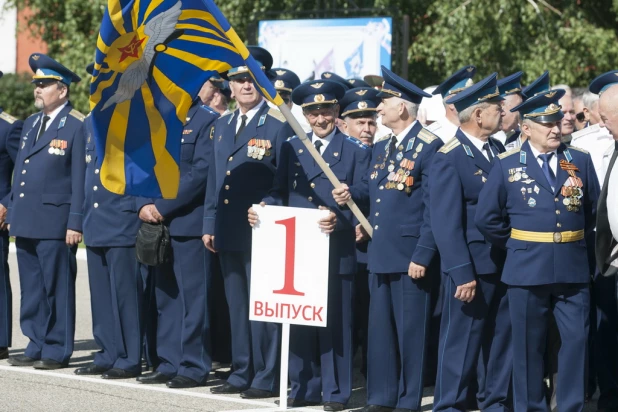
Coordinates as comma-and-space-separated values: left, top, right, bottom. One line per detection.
528, 198, 536, 207
396, 152, 403, 161
388, 164, 395, 172
397, 183, 404, 191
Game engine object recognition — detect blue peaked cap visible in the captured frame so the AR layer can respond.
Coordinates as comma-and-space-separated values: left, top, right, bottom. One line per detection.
589, 70, 618, 94
432, 65, 476, 98
378, 66, 431, 104
446, 73, 503, 112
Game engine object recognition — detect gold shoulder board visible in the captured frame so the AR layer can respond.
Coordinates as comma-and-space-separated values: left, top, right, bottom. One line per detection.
0, 112, 17, 124
569, 146, 589, 155
418, 128, 439, 144
69, 109, 85, 122
438, 137, 460, 154
497, 148, 519, 159
267, 107, 286, 122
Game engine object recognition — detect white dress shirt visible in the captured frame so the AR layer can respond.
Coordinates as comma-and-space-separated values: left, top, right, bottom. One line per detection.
236, 100, 265, 133
528, 144, 558, 176
392, 121, 417, 148
311, 128, 336, 154
570, 124, 613, 185
461, 130, 494, 162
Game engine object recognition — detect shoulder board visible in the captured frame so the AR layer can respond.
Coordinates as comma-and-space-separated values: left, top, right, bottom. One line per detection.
199, 104, 218, 116
568, 146, 589, 155
375, 134, 391, 143
438, 137, 460, 154
220, 112, 233, 122
69, 109, 85, 122
267, 107, 286, 122
346, 136, 369, 149
418, 128, 439, 144
0, 111, 17, 124
497, 148, 519, 160
570, 124, 600, 140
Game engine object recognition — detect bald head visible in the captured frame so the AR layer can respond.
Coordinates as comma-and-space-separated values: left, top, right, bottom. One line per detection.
599, 84, 618, 140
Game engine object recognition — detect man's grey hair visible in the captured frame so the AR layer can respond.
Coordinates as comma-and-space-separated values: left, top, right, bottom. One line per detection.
458, 102, 492, 124
582, 91, 599, 110
553, 84, 572, 94
403, 100, 419, 119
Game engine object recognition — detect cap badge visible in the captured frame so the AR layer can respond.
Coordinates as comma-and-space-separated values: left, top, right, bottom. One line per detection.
276, 70, 287, 75
358, 101, 368, 109
311, 82, 323, 89
465, 78, 474, 87
467, 67, 474, 72
545, 91, 557, 98
314, 94, 325, 103
355, 89, 368, 96
32, 55, 40, 61
274, 80, 284, 88
323, 73, 332, 78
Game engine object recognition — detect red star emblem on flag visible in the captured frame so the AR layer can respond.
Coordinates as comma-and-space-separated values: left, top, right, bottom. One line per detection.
118, 35, 146, 63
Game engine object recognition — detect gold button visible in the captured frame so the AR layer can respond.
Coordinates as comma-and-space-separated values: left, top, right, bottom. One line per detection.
25, 159, 29, 164
308, 196, 313, 202
95, 169, 100, 174
228, 156, 233, 162
225, 185, 230, 190
310, 183, 316, 188
298, 149, 303, 154
375, 212, 379, 217
557, 223, 562, 228
555, 198, 559, 202
21, 170, 26, 174
94, 203, 99, 208
226, 170, 231, 176
374, 225, 379, 230
376, 199, 381, 203
224, 199, 229, 204
181, 138, 185, 143
556, 210, 560, 215
379, 185, 384, 190
93, 186, 98, 191
19, 193, 24, 198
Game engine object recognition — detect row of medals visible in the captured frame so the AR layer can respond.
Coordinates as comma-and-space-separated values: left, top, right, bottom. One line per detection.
561, 176, 583, 212
247, 138, 272, 160
48, 139, 67, 156
370, 142, 423, 194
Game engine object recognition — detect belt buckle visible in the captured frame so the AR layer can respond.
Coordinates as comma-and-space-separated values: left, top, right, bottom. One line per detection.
553, 232, 562, 243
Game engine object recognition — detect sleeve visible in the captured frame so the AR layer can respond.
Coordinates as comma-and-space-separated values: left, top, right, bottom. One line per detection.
429, 153, 476, 286
334, 144, 371, 232
155, 115, 216, 218
412, 139, 444, 266
0, 120, 23, 208
262, 140, 290, 207
202, 124, 217, 236
348, 145, 372, 209
475, 158, 511, 249
67, 121, 87, 232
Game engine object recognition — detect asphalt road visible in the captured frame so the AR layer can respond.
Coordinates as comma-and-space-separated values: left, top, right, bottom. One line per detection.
0, 247, 597, 411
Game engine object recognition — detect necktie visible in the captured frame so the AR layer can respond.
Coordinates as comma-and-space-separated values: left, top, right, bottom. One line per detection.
482, 142, 494, 163
539, 153, 556, 190
388, 134, 397, 158
36, 115, 50, 143
314, 139, 323, 155
235, 114, 247, 141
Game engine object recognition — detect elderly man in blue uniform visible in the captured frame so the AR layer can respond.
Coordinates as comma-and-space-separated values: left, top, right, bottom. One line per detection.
497, 72, 525, 150
334, 67, 443, 412
250, 79, 370, 411
203, 46, 287, 398
0, 71, 22, 360
6, 53, 85, 370
270, 68, 301, 109
72, 63, 143, 379
476, 89, 599, 411
430, 73, 511, 412
427, 65, 476, 143
134, 98, 219, 388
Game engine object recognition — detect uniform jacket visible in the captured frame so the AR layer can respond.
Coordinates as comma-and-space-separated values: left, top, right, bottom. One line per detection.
476, 140, 599, 286
203, 102, 287, 252
263, 130, 371, 275
429, 128, 506, 286
0, 110, 22, 208
8, 102, 86, 239
138, 103, 219, 237
83, 115, 141, 247
352, 122, 442, 274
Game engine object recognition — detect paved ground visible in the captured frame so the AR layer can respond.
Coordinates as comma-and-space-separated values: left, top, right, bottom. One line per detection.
0, 248, 598, 411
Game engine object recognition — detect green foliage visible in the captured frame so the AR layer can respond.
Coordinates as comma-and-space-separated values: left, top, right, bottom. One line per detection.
0, 72, 36, 120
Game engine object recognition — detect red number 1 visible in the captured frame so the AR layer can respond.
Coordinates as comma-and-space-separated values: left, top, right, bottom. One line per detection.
273, 217, 305, 296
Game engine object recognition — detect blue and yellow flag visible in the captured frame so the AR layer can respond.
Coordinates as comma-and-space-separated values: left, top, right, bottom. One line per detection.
90, 0, 283, 198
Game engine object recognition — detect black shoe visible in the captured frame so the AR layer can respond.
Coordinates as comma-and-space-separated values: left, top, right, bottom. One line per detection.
7, 355, 36, 366
33, 359, 68, 370
167, 375, 203, 389
241, 388, 276, 399
324, 401, 345, 411
102, 368, 140, 379
359, 406, 395, 412
136, 371, 171, 384
75, 363, 109, 375
210, 381, 245, 394
275, 398, 321, 407
0, 347, 8, 360
214, 369, 232, 380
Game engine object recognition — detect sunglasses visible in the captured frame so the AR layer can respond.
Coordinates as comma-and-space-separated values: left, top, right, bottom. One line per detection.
575, 112, 586, 122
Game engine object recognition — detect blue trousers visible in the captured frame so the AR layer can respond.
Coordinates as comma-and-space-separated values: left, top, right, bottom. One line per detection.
289, 274, 354, 404
153, 237, 212, 383
435, 274, 512, 412
86, 246, 143, 373
219, 250, 280, 391
509, 283, 589, 412
366, 273, 430, 410
0, 232, 11, 348
15, 237, 76, 363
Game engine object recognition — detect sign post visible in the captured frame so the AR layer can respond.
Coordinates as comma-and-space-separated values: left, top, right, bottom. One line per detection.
250, 205, 330, 410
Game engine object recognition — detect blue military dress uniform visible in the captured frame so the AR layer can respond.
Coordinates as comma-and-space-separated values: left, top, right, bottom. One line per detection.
263, 79, 370, 406
0, 106, 22, 351
82, 114, 143, 374
430, 73, 512, 412
137, 102, 219, 385
7, 54, 85, 366
476, 89, 600, 412
203, 94, 287, 392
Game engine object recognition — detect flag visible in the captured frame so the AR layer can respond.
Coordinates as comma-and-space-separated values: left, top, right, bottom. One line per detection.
344, 42, 363, 78
90, 0, 283, 198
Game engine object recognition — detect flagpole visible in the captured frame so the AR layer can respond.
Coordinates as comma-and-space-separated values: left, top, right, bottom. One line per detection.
277, 103, 373, 238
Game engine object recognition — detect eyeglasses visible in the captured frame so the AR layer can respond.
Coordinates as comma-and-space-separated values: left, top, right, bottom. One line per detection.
575, 112, 586, 122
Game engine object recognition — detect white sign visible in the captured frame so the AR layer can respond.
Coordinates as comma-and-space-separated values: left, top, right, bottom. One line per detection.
250, 205, 330, 327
